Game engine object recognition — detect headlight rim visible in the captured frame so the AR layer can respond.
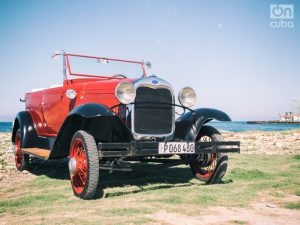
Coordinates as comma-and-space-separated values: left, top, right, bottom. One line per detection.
178, 86, 197, 108
115, 81, 136, 104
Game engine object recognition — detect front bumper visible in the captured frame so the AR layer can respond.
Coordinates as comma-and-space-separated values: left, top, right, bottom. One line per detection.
98, 141, 240, 158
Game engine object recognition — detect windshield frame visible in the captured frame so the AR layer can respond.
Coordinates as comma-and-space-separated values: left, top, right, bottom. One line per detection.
65, 53, 147, 79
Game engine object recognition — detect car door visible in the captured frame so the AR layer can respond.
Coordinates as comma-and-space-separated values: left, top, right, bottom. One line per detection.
25, 91, 45, 135
41, 85, 70, 136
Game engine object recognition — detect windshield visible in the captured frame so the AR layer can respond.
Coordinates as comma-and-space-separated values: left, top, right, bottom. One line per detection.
65, 53, 146, 79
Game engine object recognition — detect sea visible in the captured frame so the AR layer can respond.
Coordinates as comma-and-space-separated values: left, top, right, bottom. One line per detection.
208, 121, 300, 132
1, 121, 300, 133
0, 122, 13, 132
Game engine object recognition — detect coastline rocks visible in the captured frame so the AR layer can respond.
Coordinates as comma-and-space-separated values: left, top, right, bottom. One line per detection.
0, 132, 15, 171
222, 130, 300, 155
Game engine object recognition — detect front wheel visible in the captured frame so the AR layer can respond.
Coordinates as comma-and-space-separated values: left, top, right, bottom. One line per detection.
190, 125, 228, 184
69, 130, 102, 199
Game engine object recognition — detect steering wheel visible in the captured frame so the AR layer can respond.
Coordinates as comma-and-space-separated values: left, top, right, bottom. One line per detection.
112, 74, 127, 78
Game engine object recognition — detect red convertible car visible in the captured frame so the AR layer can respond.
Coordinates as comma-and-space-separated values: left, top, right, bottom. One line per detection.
12, 51, 240, 199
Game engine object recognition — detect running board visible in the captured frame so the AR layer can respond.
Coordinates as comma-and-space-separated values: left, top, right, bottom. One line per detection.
22, 148, 50, 159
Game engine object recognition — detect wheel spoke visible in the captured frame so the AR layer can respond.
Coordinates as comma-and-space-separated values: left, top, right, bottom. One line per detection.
78, 151, 86, 161
79, 162, 87, 172
72, 175, 78, 188
79, 157, 87, 167
77, 171, 86, 185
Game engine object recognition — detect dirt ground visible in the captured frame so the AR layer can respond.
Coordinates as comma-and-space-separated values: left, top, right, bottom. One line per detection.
148, 207, 300, 225
147, 198, 300, 225
1, 131, 300, 225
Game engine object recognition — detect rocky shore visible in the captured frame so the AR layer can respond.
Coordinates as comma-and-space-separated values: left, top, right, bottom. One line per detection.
0, 133, 14, 170
1, 130, 300, 182
223, 129, 300, 155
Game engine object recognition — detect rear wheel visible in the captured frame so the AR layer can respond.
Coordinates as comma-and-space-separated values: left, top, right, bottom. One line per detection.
190, 125, 228, 184
69, 130, 101, 199
14, 129, 29, 171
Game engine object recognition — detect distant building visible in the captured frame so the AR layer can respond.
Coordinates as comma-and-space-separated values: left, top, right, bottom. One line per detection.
280, 114, 300, 122
279, 98, 300, 122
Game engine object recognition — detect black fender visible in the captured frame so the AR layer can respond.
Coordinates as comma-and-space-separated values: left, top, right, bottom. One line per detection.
12, 111, 37, 147
174, 108, 231, 141
49, 103, 133, 159
11, 111, 52, 149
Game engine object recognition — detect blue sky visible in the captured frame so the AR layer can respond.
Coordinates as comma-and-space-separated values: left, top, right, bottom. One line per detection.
0, 0, 299, 121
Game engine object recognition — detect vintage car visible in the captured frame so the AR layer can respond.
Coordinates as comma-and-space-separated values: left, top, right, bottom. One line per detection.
12, 51, 240, 199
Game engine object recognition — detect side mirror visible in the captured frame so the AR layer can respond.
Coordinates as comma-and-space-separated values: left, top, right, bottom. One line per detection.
145, 61, 152, 69
52, 50, 61, 60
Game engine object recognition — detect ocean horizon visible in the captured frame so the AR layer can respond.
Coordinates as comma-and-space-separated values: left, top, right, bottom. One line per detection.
1, 121, 300, 133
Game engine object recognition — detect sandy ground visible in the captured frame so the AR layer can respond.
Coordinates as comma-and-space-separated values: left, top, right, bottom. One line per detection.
1, 131, 300, 225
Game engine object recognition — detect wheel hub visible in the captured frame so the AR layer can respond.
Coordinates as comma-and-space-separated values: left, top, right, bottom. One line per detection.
69, 157, 77, 175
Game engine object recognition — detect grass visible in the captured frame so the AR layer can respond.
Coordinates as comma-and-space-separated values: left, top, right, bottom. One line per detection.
293, 154, 300, 160
0, 154, 299, 224
233, 220, 248, 225
107, 208, 153, 216
284, 202, 300, 210
0, 193, 65, 214
229, 168, 271, 180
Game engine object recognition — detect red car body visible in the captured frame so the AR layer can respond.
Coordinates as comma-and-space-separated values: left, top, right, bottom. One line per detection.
12, 52, 240, 199
26, 78, 126, 136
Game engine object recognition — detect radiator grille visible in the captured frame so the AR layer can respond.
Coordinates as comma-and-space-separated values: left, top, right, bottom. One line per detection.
133, 86, 173, 135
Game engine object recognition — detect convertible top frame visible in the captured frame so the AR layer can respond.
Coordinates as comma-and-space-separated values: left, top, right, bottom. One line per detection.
62, 52, 147, 80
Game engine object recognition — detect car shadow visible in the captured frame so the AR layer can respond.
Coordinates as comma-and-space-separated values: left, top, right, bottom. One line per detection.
28, 157, 233, 198
29, 157, 70, 180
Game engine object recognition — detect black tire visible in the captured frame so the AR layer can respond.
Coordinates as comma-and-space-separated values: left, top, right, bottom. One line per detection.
69, 130, 101, 199
190, 125, 228, 184
14, 129, 30, 171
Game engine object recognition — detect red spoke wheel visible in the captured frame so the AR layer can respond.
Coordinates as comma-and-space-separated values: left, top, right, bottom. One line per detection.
14, 129, 29, 171
190, 126, 228, 184
69, 130, 101, 199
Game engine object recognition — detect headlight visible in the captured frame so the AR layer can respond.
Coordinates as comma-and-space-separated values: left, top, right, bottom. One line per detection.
178, 87, 196, 108
115, 82, 136, 104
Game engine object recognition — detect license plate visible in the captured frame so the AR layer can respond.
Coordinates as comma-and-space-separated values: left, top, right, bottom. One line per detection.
158, 142, 195, 154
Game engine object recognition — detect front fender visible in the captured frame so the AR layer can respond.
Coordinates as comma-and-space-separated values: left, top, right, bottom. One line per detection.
174, 108, 231, 141
50, 103, 133, 159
